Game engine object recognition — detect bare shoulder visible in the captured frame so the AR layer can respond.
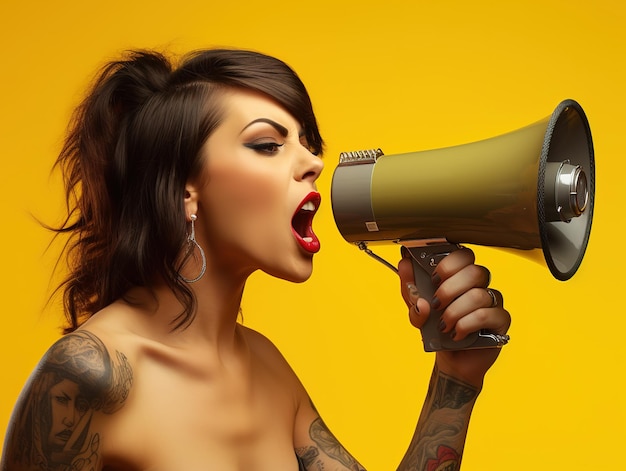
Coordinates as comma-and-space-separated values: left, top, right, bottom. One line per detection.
239, 325, 306, 389
1, 329, 132, 471
240, 325, 293, 365
239, 325, 283, 355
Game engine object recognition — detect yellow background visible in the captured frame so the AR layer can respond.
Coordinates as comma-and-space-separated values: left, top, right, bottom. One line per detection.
1, 0, 624, 469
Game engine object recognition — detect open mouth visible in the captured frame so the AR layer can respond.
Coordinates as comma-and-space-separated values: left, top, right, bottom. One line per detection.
55, 429, 73, 442
292, 192, 321, 253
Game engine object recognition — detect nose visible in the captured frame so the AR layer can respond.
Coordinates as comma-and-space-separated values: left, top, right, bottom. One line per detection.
62, 409, 76, 427
298, 149, 324, 182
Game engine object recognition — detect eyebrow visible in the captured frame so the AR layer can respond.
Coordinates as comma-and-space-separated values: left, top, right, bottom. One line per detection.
241, 118, 289, 137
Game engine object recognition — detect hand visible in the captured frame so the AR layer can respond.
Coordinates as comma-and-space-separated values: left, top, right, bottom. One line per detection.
398, 247, 511, 388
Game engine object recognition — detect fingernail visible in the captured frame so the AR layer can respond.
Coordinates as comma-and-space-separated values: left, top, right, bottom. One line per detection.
432, 296, 441, 310
432, 272, 441, 287
439, 319, 446, 331
406, 283, 421, 313
407, 283, 420, 299
450, 329, 457, 340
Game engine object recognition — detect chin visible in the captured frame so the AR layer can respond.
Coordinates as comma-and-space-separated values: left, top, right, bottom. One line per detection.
287, 272, 313, 284
263, 260, 314, 284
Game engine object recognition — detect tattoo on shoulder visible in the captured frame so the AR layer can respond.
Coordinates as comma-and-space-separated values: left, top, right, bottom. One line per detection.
2, 330, 133, 471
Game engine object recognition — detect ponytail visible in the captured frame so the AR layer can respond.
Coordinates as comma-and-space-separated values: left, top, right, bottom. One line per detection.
55, 51, 192, 332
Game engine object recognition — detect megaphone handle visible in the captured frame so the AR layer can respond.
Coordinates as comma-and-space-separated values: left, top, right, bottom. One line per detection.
403, 243, 504, 352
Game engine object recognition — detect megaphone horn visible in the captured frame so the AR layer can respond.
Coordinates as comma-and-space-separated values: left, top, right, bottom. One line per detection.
331, 99, 594, 351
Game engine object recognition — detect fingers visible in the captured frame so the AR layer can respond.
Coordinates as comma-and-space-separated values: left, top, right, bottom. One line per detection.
485, 288, 501, 308
398, 246, 510, 341
433, 253, 490, 306
432, 247, 477, 284
417, 247, 509, 342
455, 307, 511, 342
428, 248, 488, 310
439, 287, 511, 341
434, 250, 510, 341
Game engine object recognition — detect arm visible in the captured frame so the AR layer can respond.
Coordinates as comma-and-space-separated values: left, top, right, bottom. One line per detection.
294, 370, 476, 471
293, 365, 479, 471
295, 247, 509, 471
1, 330, 132, 471
397, 365, 478, 470
396, 247, 510, 470
295, 402, 366, 471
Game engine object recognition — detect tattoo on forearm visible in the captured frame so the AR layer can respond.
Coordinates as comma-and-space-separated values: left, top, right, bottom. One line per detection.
429, 371, 478, 413
398, 366, 479, 471
2, 331, 133, 471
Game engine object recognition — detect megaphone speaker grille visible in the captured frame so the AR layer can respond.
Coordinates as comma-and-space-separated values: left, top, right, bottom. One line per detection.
538, 99, 594, 281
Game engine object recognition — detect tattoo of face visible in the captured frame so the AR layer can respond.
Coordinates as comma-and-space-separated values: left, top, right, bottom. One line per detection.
2, 330, 133, 471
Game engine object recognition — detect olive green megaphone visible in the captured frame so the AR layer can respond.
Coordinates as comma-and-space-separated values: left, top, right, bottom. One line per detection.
331, 99, 594, 351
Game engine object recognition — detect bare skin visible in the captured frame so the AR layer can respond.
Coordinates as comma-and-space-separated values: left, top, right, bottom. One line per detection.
1, 90, 510, 471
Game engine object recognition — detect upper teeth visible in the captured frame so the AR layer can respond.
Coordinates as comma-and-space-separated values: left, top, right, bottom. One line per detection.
301, 201, 316, 211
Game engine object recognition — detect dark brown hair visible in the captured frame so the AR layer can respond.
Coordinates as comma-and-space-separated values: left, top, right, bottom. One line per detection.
54, 48, 324, 333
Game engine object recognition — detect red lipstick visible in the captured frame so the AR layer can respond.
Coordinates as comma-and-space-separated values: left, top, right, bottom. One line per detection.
292, 192, 321, 253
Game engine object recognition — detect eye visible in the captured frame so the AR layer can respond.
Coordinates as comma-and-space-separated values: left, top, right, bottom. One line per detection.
76, 397, 89, 415
54, 395, 69, 406
244, 141, 284, 156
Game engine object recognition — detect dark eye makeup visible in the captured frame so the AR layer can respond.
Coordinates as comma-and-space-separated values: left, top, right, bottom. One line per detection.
243, 141, 285, 155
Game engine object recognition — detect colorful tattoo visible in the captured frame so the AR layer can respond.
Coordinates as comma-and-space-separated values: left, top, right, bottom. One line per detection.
397, 365, 478, 471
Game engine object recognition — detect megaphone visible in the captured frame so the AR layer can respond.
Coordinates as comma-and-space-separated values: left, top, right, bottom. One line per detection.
331, 99, 594, 351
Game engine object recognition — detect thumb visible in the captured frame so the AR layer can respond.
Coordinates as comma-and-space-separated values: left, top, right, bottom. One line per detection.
406, 282, 431, 329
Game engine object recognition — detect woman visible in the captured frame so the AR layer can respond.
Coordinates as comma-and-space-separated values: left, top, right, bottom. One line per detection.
1, 49, 510, 470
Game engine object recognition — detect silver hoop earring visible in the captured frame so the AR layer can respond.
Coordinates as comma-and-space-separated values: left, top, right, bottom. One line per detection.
179, 214, 206, 283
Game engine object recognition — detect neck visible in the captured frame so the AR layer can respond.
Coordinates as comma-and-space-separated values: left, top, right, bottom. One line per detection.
124, 265, 250, 351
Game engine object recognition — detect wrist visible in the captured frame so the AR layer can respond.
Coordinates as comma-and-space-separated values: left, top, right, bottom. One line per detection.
433, 361, 485, 393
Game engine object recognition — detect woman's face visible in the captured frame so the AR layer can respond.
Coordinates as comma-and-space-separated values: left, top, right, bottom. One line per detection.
194, 89, 324, 283
47, 379, 88, 450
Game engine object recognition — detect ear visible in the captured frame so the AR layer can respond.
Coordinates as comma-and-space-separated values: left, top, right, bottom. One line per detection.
184, 182, 199, 221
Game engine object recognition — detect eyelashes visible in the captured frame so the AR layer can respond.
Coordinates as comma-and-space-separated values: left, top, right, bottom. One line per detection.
243, 142, 285, 156
243, 140, 319, 156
